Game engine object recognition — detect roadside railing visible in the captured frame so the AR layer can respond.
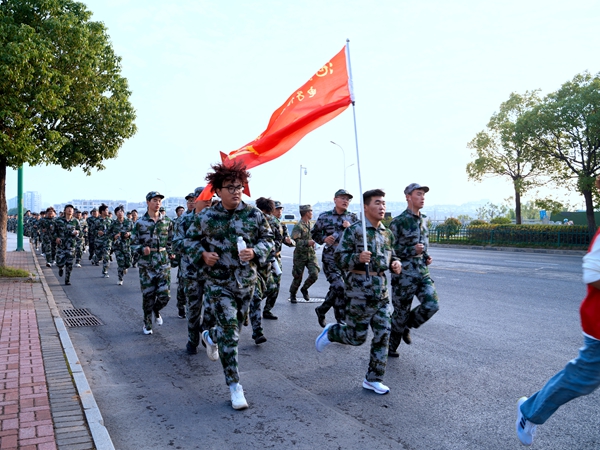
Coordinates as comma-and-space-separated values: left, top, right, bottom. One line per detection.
430, 224, 591, 249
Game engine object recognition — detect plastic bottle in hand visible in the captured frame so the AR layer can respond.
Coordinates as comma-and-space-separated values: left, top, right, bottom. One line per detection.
237, 236, 248, 266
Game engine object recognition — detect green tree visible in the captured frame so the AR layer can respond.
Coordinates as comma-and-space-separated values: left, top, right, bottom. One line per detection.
518, 72, 600, 237
534, 198, 566, 216
0, 0, 136, 266
466, 91, 551, 224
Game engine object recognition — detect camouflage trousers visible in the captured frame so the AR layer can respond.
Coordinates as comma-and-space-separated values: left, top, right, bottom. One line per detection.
55, 246, 75, 282
328, 272, 393, 382
88, 238, 95, 261
138, 262, 171, 330
93, 241, 111, 274
75, 238, 84, 264
249, 273, 267, 339
389, 263, 439, 351
42, 237, 56, 263
176, 268, 186, 311
263, 259, 282, 313
316, 250, 347, 322
114, 246, 132, 281
289, 252, 320, 294
205, 282, 255, 386
184, 277, 205, 348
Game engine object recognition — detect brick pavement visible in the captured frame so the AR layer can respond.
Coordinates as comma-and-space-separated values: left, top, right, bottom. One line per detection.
0, 235, 97, 450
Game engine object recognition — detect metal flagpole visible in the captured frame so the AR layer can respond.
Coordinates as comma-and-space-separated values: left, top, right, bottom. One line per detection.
345, 39, 371, 283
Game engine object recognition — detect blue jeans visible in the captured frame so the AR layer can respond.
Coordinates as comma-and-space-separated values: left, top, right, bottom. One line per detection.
521, 334, 600, 424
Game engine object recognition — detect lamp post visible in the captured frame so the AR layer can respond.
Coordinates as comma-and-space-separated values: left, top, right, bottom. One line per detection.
330, 140, 346, 189
299, 165, 307, 206
345, 163, 355, 190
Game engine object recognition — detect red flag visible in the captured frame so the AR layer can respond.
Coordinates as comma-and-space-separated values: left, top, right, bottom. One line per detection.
199, 46, 351, 200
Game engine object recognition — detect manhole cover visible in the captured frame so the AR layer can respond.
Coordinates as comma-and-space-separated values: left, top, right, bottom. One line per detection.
288, 297, 325, 303
61, 308, 103, 327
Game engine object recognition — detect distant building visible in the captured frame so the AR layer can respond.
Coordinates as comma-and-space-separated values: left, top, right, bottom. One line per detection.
11, 191, 43, 213
54, 199, 128, 213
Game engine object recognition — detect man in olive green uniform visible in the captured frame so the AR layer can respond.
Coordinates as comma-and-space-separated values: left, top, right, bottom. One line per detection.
289, 204, 319, 303
54, 205, 81, 285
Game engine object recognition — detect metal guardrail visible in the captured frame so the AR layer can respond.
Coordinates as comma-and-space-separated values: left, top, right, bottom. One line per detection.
430, 225, 591, 248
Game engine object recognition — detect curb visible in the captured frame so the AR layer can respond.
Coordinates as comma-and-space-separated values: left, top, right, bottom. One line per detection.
31, 244, 116, 450
429, 243, 586, 256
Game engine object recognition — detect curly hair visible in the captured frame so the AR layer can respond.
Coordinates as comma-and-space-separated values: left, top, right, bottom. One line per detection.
255, 197, 275, 214
205, 162, 250, 190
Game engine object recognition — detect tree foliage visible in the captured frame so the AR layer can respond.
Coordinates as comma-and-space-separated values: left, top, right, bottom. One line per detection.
0, 0, 136, 265
518, 72, 600, 236
466, 91, 550, 224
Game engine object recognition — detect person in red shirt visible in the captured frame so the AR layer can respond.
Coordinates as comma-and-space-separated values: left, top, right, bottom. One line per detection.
515, 176, 600, 446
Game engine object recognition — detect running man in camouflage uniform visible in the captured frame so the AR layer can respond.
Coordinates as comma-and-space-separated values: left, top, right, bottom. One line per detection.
87, 208, 99, 262
316, 189, 401, 395
54, 205, 81, 286
109, 205, 133, 285
262, 200, 295, 319
132, 191, 175, 335
312, 189, 358, 326
185, 163, 274, 410
40, 207, 57, 267
173, 193, 196, 319
175, 187, 212, 354
388, 183, 439, 358
289, 204, 319, 303
93, 204, 113, 277
73, 209, 84, 267
130, 209, 140, 268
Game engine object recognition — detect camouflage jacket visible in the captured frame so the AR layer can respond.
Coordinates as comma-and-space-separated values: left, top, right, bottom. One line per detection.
109, 218, 133, 251
131, 211, 174, 267
267, 214, 295, 256
38, 217, 56, 240
335, 218, 399, 274
291, 220, 316, 258
86, 216, 98, 241
54, 217, 81, 250
94, 217, 113, 248
173, 209, 198, 278
184, 201, 274, 288
312, 208, 358, 253
79, 218, 88, 239
388, 209, 429, 262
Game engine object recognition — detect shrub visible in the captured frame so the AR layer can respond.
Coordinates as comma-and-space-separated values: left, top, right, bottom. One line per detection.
490, 217, 512, 225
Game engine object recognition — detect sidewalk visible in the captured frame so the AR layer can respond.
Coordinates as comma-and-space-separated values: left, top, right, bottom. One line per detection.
0, 234, 112, 450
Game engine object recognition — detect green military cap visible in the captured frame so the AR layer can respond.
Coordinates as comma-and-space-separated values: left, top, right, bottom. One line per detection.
185, 192, 195, 200
194, 186, 205, 198
299, 204, 312, 213
90, 207, 97, 212
159, 206, 165, 212
274, 201, 283, 209
334, 189, 353, 199
146, 191, 165, 201
404, 183, 429, 195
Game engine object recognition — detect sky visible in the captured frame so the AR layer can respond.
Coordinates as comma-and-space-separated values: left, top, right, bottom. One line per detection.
6, 0, 600, 210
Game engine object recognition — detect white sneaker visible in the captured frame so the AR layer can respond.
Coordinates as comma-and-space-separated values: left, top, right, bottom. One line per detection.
117, 280, 123, 285
202, 330, 219, 361
516, 397, 536, 446
362, 379, 390, 395
143, 326, 153, 335
155, 313, 163, 325
230, 384, 248, 410
75, 263, 81, 268
315, 323, 333, 352
103, 273, 109, 278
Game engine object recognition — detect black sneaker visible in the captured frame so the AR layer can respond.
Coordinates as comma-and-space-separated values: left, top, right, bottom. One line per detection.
58, 268, 63, 277
315, 307, 326, 328
402, 328, 412, 345
178, 308, 186, 319
186, 342, 198, 355
300, 286, 310, 301
388, 349, 400, 358
65, 280, 71, 286
254, 335, 267, 345
263, 311, 278, 320
290, 294, 297, 303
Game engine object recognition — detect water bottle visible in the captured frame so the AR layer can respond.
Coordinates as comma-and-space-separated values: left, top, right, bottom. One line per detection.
272, 259, 282, 275
237, 236, 248, 265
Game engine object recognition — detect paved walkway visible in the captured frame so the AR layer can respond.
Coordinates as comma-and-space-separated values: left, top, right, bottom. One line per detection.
0, 234, 109, 450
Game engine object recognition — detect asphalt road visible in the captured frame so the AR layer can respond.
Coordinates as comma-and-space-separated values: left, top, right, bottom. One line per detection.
45, 246, 599, 449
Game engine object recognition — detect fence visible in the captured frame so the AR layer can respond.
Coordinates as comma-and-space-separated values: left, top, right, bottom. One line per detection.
430, 224, 591, 249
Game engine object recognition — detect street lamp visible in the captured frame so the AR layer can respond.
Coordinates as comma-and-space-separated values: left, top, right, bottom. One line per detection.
330, 141, 346, 189
299, 165, 307, 206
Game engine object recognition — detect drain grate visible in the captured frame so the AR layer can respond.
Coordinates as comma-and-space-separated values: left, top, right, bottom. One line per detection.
61, 308, 103, 327
288, 297, 325, 303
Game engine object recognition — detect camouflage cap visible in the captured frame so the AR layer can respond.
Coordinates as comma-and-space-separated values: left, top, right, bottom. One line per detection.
274, 200, 283, 209
404, 183, 430, 195
90, 207, 97, 212
146, 191, 165, 201
334, 189, 353, 199
159, 206, 165, 211
194, 186, 205, 198
299, 204, 312, 213
185, 192, 195, 200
